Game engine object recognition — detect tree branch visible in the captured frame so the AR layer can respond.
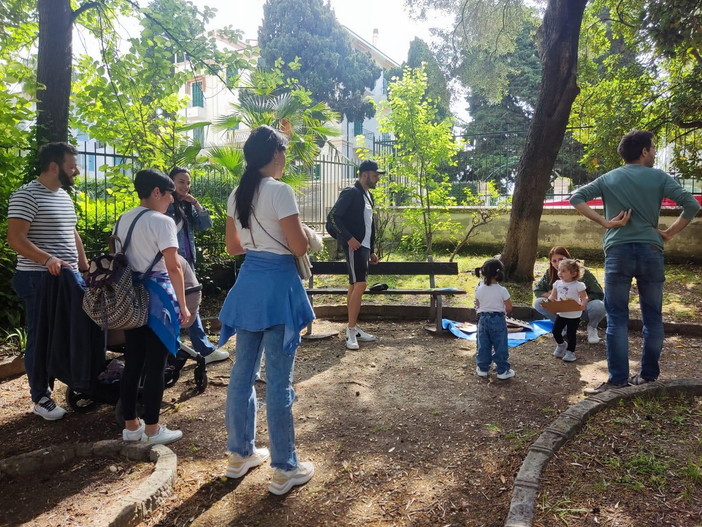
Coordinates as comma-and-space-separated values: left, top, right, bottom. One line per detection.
72, 1, 101, 21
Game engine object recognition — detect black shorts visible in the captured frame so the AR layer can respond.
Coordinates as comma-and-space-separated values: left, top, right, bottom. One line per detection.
343, 245, 370, 284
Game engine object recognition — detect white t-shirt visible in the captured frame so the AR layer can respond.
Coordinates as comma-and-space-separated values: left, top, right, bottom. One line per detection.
226, 177, 300, 255
552, 279, 586, 318
361, 191, 373, 249
8, 180, 79, 271
475, 282, 511, 313
114, 207, 178, 273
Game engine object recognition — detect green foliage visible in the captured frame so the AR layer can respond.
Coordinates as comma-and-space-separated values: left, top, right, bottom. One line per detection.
215, 61, 339, 178
376, 65, 463, 258
257, 0, 381, 121
572, 0, 702, 178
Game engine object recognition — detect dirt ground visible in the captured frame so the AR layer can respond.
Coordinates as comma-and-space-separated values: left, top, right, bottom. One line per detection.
0, 318, 701, 527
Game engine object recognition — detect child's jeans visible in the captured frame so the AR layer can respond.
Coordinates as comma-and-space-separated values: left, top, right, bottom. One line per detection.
476, 312, 510, 374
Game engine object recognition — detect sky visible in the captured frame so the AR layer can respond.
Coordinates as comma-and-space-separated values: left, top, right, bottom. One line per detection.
192, 0, 437, 65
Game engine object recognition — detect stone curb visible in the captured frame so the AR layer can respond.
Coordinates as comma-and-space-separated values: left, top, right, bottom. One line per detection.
503, 378, 702, 527
0, 440, 177, 527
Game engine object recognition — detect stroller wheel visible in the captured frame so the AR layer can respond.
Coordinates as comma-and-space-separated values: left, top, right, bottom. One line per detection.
114, 398, 144, 428
195, 354, 208, 393
65, 386, 98, 413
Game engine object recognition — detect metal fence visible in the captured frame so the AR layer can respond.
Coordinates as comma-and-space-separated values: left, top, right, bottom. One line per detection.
3, 129, 700, 239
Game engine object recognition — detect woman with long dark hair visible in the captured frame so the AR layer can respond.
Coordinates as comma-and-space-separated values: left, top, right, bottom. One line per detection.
219, 125, 316, 495
167, 167, 228, 363
533, 246, 606, 344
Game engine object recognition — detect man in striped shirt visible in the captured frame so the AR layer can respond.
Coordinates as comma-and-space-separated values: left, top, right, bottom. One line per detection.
7, 142, 89, 420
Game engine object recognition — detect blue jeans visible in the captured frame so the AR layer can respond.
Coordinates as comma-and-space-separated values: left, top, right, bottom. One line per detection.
604, 243, 665, 384
12, 271, 48, 402
476, 312, 510, 374
533, 297, 606, 328
188, 313, 216, 356
225, 325, 298, 470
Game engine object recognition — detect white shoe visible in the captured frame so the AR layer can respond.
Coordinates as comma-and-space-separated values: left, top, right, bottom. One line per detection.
122, 419, 145, 441
553, 342, 567, 358
141, 424, 183, 445
33, 396, 67, 421
496, 369, 516, 380
475, 366, 489, 377
562, 351, 577, 362
226, 448, 270, 478
354, 326, 376, 342
345, 328, 359, 350
587, 326, 601, 344
269, 461, 315, 495
205, 348, 230, 364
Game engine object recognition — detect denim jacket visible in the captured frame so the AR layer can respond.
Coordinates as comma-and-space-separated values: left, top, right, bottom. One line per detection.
166, 202, 213, 266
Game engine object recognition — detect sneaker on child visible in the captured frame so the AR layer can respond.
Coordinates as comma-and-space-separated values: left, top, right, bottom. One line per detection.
354, 326, 376, 342
587, 326, 601, 344
496, 369, 516, 380
141, 424, 183, 445
552, 342, 567, 359
33, 396, 67, 421
268, 461, 315, 495
205, 348, 230, 364
345, 327, 359, 350
629, 374, 655, 385
226, 448, 270, 478
475, 366, 489, 378
122, 419, 146, 441
562, 351, 577, 362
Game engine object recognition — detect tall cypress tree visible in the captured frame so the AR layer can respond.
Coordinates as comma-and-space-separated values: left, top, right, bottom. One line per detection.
258, 0, 381, 121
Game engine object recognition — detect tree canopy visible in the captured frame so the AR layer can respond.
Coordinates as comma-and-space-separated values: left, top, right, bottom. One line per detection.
257, 0, 381, 121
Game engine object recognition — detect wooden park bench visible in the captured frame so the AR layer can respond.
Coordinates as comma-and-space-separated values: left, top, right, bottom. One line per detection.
305, 261, 466, 334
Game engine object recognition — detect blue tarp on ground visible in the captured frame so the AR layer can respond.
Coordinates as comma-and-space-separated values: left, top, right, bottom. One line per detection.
442, 318, 554, 348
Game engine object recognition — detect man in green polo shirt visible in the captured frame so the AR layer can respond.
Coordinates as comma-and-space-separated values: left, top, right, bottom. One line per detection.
570, 130, 700, 395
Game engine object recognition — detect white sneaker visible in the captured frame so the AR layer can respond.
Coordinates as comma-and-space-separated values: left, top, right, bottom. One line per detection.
562, 351, 577, 362
553, 342, 567, 358
587, 326, 601, 344
226, 448, 270, 478
345, 327, 359, 350
354, 326, 377, 342
141, 424, 183, 445
496, 369, 516, 380
33, 396, 67, 421
269, 461, 315, 495
122, 419, 145, 441
475, 366, 489, 377
205, 348, 230, 364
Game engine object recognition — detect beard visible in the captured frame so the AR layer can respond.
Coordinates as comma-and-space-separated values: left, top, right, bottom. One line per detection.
58, 167, 74, 188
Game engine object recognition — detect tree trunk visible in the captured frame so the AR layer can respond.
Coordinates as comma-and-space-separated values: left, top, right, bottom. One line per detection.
501, 0, 588, 283
36, 0, 73, 145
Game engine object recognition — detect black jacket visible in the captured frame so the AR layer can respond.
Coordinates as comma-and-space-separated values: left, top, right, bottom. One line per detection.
33, 268, 105, 393
327, 181, 376, 252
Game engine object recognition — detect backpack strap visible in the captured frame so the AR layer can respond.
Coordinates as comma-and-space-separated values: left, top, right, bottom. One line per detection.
114, 209, 164, 276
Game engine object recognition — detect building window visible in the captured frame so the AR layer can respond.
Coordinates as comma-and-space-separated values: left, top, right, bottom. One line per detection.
353, 120, 363, 136
193, 127, 205, 145
191, 81, 204, 107
226, 66, 238, 86
88, 155, 95, 173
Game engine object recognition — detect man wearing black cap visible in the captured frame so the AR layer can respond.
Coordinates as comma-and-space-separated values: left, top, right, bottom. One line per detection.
327, 160, 384, 350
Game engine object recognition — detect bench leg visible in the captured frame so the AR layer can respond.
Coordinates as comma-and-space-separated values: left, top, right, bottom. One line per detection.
306, 294, 314, 335
435, 295, 443, 332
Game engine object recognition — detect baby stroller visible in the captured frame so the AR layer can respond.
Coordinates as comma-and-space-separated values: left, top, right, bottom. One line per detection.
65, 256, 209, 424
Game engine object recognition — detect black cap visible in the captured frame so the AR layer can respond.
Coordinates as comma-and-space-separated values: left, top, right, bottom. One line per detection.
358, 159, 385, 175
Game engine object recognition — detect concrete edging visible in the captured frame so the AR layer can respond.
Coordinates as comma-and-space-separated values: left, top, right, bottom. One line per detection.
0, 440, 177, 527
503, 378, 702, 527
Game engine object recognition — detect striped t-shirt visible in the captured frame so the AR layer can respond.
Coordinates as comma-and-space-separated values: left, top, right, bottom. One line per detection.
8, 180, 79, 271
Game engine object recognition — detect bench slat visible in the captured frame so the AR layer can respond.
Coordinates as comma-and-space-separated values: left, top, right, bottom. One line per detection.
306, 288, 466, 295
311, 261, 459, 276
